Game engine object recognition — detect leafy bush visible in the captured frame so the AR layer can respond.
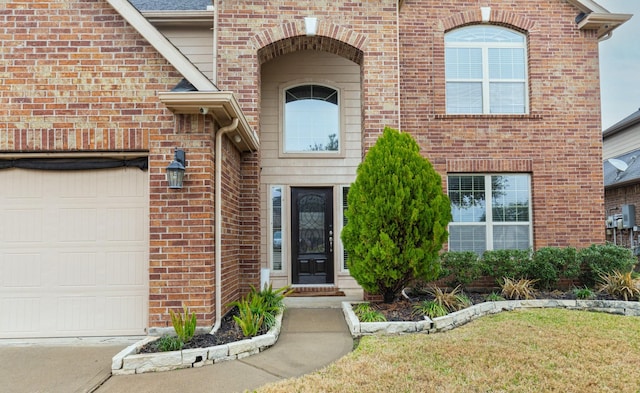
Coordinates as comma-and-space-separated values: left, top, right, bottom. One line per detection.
500, 277, 537, 300
427, 285, 471, 312
526, 247, 579, 290
232, 297, 265, 337
482, 249, 531, 283
439, 251, 483, 288
341, 127, 451, 303
578, 244, 637, 287
156, 335, 184, 352
412, 300, 448, 318
229, 284, 292, 337
572, 286, 595, 300
598, 271, 640, 301
257, 283, 293, 311
169, 305, 197, 344
352, 303, 387, 322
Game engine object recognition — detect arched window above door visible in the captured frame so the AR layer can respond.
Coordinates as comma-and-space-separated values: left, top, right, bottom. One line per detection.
283, 84, 340, 154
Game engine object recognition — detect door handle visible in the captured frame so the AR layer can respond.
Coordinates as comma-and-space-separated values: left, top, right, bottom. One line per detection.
329, 230, 333, 252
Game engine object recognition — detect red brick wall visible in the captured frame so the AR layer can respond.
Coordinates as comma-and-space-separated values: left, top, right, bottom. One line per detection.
0, 0, 177, 151
148, 116, 218, 327
399, 0, 605, 249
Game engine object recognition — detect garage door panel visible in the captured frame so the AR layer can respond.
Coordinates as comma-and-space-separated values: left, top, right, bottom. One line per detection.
1, 253, 42, 288
1, 297, 41, 333
106, 207, 146, 242
106, 252, 146, 286
58, 208, 98, 242
0, 168, 148, 338
57, 252, 98, 287
4, 209, 43, 243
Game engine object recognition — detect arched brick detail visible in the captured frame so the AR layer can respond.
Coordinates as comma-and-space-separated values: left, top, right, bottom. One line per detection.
253, 21, 366, 65
442, 8, 535, 32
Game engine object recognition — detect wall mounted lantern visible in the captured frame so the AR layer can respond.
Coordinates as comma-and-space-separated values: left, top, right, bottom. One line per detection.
166, 148, 186, 189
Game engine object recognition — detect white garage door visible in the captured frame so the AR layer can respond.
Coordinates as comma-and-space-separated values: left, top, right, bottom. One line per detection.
0, 167, 148, 338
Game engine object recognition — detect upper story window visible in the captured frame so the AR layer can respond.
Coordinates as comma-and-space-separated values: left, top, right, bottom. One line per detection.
284, 84, 340, 153
445, 26, 528, 114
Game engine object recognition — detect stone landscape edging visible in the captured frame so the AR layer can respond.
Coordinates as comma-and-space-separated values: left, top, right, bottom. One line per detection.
111, 311, 284, 375
342, 299, 640, 337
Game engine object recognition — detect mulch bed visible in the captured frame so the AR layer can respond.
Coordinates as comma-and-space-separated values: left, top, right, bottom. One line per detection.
370, 290, 619, 322
138, 307, 265, 354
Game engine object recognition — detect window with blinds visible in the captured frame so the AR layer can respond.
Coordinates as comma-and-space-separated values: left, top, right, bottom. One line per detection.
445, 26, 528, 114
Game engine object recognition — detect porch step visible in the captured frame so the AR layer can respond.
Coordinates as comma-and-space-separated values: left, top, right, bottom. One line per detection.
289, 287, 345, 297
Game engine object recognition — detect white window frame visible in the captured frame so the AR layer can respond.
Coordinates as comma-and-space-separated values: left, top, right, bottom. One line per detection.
445, 25, 529, 114
447, 174, 533, 253
279, 82, 345, 158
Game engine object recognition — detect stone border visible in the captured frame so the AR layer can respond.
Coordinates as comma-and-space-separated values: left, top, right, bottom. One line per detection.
342, 299, 640, 337
111, 312, 284, 375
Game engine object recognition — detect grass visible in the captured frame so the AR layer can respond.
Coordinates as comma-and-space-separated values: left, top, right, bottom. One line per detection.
256, 309, 640, 393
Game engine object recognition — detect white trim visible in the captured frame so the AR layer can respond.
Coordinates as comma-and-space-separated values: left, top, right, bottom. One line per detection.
106, 0, 216, 91
279, 81, 345, 158
445, 26, 529, 115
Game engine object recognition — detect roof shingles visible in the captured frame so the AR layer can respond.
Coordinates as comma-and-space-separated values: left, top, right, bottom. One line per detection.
129, 0, 211, 11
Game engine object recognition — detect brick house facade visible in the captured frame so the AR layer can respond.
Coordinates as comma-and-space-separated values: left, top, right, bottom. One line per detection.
0, 0, 630, 337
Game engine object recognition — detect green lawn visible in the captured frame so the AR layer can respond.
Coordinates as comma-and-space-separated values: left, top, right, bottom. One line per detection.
258, 309, 640, 392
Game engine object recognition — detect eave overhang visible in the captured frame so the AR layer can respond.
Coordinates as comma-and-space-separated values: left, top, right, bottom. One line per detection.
577, 12, 632, 39
158, 92, 259, 153
567, 0, 632, 39
141, 11, 214, 27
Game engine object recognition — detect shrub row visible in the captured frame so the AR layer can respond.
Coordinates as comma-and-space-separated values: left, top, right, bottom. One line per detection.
438, 244, 637, 290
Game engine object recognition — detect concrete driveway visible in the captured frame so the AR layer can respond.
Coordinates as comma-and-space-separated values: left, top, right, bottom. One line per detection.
0, 338, 134, 393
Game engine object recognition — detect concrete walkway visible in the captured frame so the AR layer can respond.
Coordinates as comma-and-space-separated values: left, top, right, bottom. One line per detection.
1, 296, 355, 393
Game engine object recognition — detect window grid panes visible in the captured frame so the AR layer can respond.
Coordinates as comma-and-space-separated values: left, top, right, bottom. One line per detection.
342, 186, 349, 271
445, 26, 528, 114
270, 186, 283, 271
284, 84, 340, 153
448, 174, 531, 253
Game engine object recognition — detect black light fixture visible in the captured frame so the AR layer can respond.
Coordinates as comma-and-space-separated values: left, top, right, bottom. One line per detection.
166, 148, 186, 189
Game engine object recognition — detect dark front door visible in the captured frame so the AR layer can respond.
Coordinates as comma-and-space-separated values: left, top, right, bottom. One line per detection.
291, 187, 334, 284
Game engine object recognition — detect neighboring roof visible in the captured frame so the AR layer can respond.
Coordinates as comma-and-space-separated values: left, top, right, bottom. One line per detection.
129, 0, 212, 11
603, 108, 640, 138
604, 150, 640, 188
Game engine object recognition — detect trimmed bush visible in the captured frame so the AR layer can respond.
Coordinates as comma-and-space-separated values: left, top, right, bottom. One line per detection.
526, 246, 579, 290
341, 127, 451, 303
438, 251, 483, 288
578, 244, 637, 287
481, 249, 531, 283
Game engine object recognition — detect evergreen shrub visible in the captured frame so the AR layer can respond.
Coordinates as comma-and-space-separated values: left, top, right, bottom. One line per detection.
341, 127, 451, 303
